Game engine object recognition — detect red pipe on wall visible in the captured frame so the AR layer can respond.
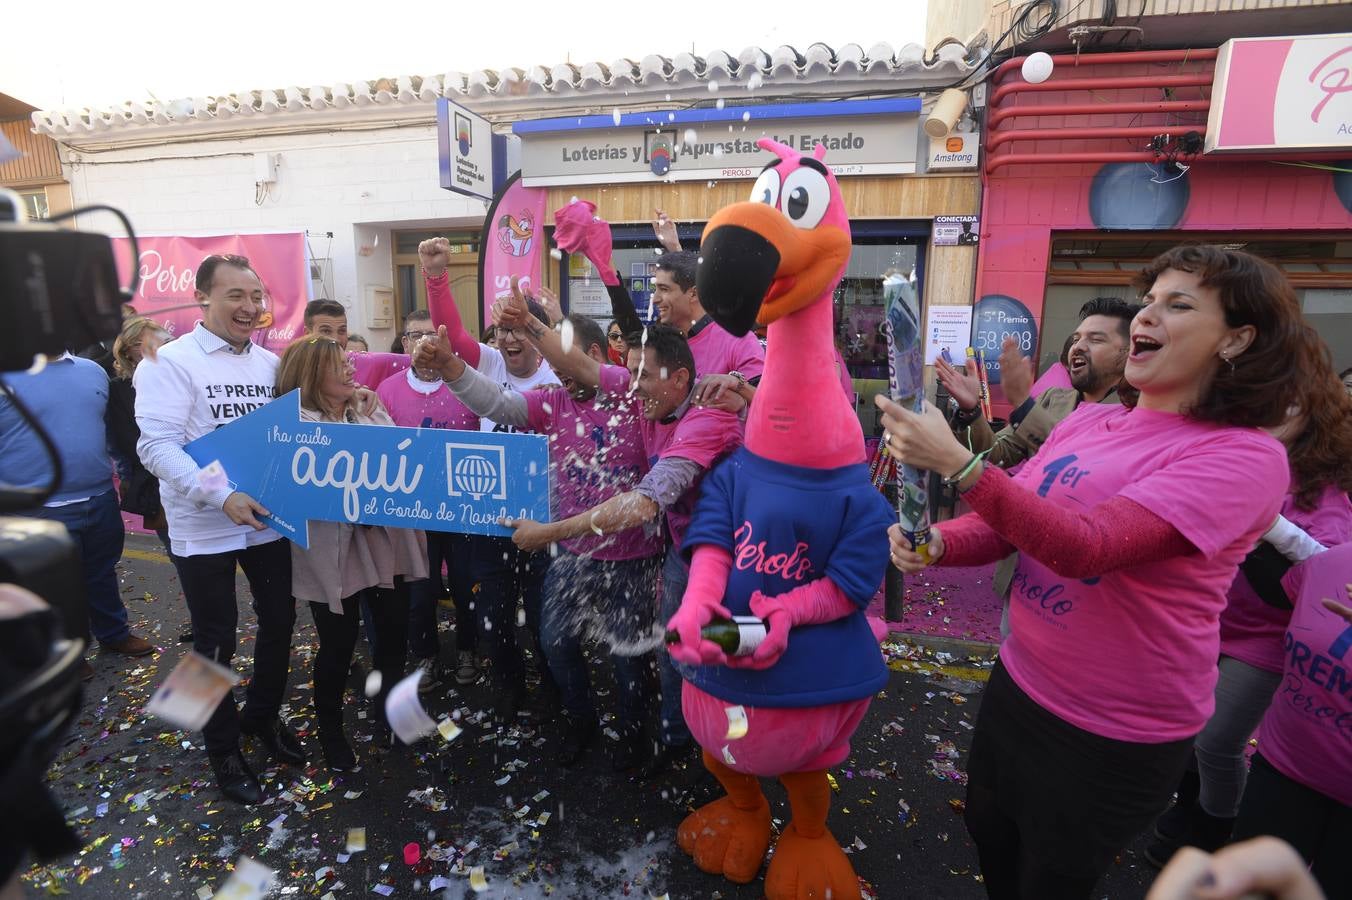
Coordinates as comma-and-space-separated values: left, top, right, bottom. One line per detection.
991, 73, 1214, 105
985, 152, 1190, 173
989, 125, 1205, 150
989, 100, 1211, 129
985, 150, 1352, 174
991, 48, 1219, 84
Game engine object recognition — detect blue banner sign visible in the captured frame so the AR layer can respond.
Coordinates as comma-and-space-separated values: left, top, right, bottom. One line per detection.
185, 391, 550, 548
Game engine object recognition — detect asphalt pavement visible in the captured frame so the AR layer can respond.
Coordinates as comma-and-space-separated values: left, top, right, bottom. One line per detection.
20, 534, 1160, 899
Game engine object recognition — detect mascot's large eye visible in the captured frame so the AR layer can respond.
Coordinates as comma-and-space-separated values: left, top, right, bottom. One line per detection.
750, 167, 781, 207
780, 167, 831, 229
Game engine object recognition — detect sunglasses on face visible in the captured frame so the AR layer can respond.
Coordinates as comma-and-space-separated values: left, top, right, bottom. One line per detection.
607, 332, 623, 342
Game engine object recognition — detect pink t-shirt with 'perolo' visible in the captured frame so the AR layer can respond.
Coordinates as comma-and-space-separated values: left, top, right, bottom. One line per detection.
1258, 542, 1352, 807
1220, 483, 1352, 674
522, 375, 661, 562
1001, 403, 1288, 743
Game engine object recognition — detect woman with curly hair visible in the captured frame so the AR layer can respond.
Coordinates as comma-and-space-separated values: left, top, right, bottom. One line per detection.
880, 245, 1311, 898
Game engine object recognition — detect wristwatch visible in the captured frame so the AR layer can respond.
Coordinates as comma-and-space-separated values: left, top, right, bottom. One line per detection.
951, 404, 982, 427
728, 370, 750, 395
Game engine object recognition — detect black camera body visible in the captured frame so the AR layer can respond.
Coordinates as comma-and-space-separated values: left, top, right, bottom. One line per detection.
0, 188, 129, 884
0, 222, 125, 372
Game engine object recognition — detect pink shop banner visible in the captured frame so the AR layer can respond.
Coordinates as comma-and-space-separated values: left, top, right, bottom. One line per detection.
113, 232, 310, 352
1206, 32, 1352, 153
478, 171, 548, 331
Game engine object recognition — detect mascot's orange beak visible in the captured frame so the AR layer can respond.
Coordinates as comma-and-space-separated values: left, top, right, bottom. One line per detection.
697, 201, 850, 336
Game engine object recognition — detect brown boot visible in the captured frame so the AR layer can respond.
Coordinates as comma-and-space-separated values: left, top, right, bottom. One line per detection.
102, 634, 155, 656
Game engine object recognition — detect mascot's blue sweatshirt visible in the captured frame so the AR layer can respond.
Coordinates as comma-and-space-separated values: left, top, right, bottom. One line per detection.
681, 448, 894, 708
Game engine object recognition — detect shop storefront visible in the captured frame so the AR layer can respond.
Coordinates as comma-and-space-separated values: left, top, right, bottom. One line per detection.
976, 36, 1352, 412
510, 97, 981, 437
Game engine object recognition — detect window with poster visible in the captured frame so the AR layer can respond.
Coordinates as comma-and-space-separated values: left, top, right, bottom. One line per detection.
554, 221, 926, 437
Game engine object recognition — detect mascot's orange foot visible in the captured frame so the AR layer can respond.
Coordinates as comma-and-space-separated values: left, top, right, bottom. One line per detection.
764, 823, 862, 900
676, 795, 772, 883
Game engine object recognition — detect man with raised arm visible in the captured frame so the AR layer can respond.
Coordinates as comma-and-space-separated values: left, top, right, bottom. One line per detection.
419, 238, 559, 725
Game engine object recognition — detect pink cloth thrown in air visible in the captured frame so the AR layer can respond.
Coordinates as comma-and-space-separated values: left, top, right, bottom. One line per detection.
553, 199, 619, 286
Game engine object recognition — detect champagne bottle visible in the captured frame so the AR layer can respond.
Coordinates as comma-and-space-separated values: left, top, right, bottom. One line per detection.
665, 615, 767, 656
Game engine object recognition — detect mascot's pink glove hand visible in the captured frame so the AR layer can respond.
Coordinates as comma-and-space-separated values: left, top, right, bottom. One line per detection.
552, 199, 619, 287
666, 546, 734, 667
729, 579, 856, 670
666, 598, 734, 667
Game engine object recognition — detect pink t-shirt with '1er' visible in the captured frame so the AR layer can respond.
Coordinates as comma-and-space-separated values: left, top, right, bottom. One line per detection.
522, 378, 662, 562
1219, 483, 1352, 674
1001, 403, 1288, 743
375, 369, 480, 432
1259, 542, 1352, 807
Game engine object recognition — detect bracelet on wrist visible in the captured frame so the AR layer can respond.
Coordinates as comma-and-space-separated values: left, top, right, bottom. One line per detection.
951, 405, 981, 428
956, 461, 985, 494
942, 449, 990, 486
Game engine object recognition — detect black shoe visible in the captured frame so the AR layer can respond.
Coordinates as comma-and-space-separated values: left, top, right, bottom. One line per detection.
1144, 807, 1235, 869
495, 685, 541, 727
242, 719, 306, 766
370, 719, 395, 751
1154, 769, 1201, 842
637, 740, 699, 781
210, 751, 262, 805
609, 728, 649, 773
318, 722, 357, 771
177, 629, 194, 644
554, 715, 597, 767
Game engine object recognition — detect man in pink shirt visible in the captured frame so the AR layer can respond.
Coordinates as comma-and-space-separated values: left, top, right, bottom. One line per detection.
375, 309, 482, 691
416, 313, 666, 770
651, 250, 764, 411
425, 286, 744, 778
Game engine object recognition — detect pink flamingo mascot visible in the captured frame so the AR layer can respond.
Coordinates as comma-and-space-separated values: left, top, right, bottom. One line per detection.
666, 138, 893, 899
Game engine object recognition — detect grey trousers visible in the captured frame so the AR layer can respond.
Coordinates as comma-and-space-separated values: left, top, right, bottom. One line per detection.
1194, 655, 1283, 818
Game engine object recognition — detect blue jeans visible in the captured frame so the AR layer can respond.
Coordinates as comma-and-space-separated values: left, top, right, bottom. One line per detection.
407, 531, 477, 661
538, 552, 661, 729
658, 546, 693, 748
23, 490, 129, 644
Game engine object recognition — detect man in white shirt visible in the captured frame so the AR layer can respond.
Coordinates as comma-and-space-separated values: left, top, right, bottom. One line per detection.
134, 254, 302, 805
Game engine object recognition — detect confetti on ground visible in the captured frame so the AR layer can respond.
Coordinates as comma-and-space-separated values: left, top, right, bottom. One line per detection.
345, 828, 366, 854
